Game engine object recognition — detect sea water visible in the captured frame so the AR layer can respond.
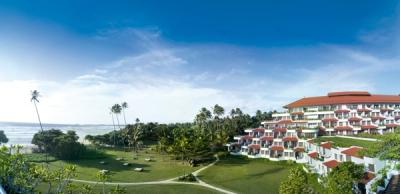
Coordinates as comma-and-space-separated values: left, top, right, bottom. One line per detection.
0, 122, 115, 146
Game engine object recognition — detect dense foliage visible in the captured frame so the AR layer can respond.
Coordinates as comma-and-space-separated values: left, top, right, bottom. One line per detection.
279, 166, 315, 194
32, 129, 86, 160
85, 106, 275, 162
363, 127, 400, 160
323, 161, 364, 194
0, 145, 126, 193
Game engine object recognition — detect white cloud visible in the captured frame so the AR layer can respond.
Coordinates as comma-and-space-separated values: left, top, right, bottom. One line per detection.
2, 25, 400, 124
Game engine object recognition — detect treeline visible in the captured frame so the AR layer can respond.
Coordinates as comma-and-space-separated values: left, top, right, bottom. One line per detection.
85, 105, 275, 162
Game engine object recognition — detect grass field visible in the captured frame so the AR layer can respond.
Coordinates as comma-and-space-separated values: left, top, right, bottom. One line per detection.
36, 147, 206, 183
198, 155, 296, 194
36, 183, 223, 194
313, 136, 376, 148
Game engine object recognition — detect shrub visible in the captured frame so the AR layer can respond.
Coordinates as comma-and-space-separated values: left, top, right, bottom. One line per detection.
32, 129, 86, 160
178, 173, 197, 182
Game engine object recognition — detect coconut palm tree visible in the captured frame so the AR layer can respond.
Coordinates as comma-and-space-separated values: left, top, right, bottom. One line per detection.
111, 104, 122, 129
110, 110, 116, 131
213, 104, 225, 119
31, 90, 43, 132
121, 102, 128, 126
109, 110, 116, 147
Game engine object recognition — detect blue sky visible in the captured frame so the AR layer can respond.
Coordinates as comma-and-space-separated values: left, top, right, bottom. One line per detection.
0, 1, 400, 124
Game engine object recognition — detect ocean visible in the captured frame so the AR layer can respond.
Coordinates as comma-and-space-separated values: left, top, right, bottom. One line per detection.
0, 122, 115, 145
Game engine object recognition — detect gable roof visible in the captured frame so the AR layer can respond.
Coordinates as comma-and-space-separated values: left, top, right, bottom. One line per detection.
284, 91, 400, 108
341, 146, 363, 158
323, 160, 340, 168
320, 141, 333, 149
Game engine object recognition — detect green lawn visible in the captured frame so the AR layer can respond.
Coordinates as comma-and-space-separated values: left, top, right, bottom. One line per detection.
198, 155, 296, 194
38, 147, 206, 183
313, 136, 376, 148
36, 183, 223, 194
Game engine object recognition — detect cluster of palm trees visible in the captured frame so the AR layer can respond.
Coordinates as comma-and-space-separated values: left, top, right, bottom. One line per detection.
109, 102, 129, 147
110, 102, 128, 130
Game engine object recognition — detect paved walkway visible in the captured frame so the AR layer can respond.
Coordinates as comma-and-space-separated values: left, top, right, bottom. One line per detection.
70, 155, 237, 194
335, 135, 379, 141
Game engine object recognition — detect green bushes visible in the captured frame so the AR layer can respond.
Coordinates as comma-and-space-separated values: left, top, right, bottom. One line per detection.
32, 129, 86, 160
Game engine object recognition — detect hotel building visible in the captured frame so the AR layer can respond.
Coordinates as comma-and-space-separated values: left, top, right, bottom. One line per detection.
228, 91, 400, 160
227, 91, 400, 193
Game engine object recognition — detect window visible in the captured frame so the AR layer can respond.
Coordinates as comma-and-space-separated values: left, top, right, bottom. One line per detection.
368, 164, 375, 172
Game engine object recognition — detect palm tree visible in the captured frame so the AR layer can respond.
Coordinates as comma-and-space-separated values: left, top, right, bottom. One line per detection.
126, 124, 143, 158
111, 104, 122, 129
110, 110, 116, 146
212, 104, 225, 147
31, 90, 43, 132
110, 110, 116, 131
121, 102, 128, 126
213, 104, 225, 119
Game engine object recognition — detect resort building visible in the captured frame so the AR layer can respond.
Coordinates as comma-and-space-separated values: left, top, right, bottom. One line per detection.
269, 91, 400, 136
228, 91, 400, 160
226, 91, 400, 193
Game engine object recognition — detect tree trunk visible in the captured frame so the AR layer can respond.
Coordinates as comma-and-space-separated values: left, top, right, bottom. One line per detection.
123, 109, 127, 126
116, 115, 121, 130
33, 100, 44, 132
111, 114, 116, 131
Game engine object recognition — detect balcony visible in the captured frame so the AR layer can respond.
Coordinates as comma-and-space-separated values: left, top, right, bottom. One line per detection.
334, 109, 351, 114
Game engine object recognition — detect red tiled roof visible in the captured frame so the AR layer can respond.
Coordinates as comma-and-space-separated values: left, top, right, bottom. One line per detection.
294, 147, 305, 152
308, 151, 318, 158
357, 108, 372, 112
274, 128, 287, 132
248, 144, 261, 150
260, 136, 274, 141
285, 91, 400, 108
328, 91, 371, 97
386, 123, 400, 128
320, 142, 333, 149
242, 135, 253, 140
322, 117, 338, 122
270, 145, 284, 151
334, 109, 350, 113
334, 126, 353, 131
341, 146, 363, 158
253, 128, 265, 132
348, 117, 362, 122
282, 136, 298, 141
323, 160, 340, 168
277, 119, 292, 124
371, 116, 385, 121
361, 125, 378, 129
